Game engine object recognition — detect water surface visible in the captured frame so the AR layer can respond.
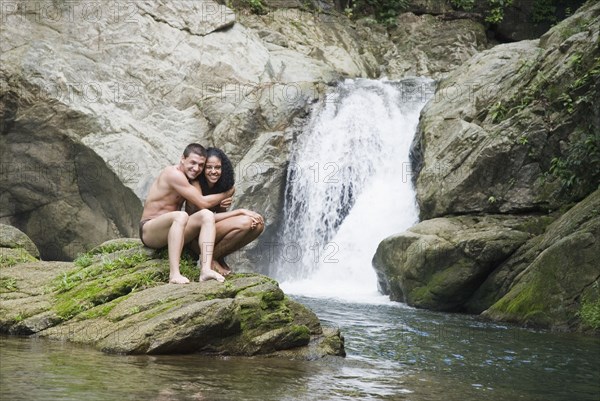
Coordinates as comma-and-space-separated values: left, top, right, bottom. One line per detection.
2, 296, 598, 401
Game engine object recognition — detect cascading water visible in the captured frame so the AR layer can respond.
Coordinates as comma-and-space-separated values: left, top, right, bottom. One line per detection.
274, 78, 436, 302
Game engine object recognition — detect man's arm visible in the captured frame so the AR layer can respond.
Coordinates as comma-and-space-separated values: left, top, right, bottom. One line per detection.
168, 169, 233, 210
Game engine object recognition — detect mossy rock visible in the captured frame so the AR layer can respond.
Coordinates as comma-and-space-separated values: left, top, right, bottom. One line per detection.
0, 239, 345, 358
0, 224, 40, 259
483, 190, 600, 332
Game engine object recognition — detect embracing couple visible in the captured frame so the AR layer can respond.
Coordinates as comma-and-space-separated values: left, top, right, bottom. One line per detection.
139, 143, 264, 284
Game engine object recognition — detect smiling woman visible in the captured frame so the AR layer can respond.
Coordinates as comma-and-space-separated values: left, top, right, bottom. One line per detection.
199, 147, 236, 203
187, 147, 265, 276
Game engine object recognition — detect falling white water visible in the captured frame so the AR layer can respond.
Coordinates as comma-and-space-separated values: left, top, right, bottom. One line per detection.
274, 78, 435, 303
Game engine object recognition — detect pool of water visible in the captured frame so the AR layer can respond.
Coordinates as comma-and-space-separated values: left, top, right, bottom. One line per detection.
1, 296, 598, 401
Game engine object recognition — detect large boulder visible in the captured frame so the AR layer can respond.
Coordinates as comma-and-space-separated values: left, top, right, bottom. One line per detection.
0, 224, 40, 267
0, 224, 40, 259
0, 238, 345, 358
372, 215, 543, 311
411, 0, 600, 220
472, 189, 600, 332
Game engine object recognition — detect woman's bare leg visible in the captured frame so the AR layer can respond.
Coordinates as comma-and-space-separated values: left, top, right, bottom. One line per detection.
184, 210, 224, 282
212, 215, 264, 274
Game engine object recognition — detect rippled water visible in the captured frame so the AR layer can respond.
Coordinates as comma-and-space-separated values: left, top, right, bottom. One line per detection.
1, 296, 598, 401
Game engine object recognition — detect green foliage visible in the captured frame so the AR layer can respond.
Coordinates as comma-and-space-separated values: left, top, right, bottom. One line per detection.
89, 240, 140, 256
486, 0, 513, 24
242, 0, 266, 14
0, 250, 37, 267
546, 56, 600, 197
578, 283, 600, 330
549, 127, 600, 196
490, 100, 508, 123
531, 0, 558, 23
558, 16, 592, 40
350, 0, 409, 25
449, 0, 475, 10
74, 252, 94, 269
0, 277, 18, 292
557, 92, 574, 113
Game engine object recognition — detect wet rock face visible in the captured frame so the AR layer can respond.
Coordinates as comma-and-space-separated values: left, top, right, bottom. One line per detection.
1, 0, 490, 260
372, 215, 537, 311
412, 1, 600, 219
0, 237, 345, 358
0, 94, 142, 260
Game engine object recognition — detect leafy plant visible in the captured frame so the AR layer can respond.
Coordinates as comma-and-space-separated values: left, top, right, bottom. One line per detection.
490, 100, 508, 123
243, 0, 266, 14
449, 0, 475, 10
549, 127, 600, 196
486, 0, 513, 24
578, 283, 600, 330
531, 0, 558, 23
350, 0, 409, 24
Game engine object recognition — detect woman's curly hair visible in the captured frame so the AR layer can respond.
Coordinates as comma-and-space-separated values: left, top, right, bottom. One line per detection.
199, 147, 235, 195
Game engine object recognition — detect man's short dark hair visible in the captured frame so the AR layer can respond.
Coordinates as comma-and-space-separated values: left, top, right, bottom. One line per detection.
183, 143, 207, 158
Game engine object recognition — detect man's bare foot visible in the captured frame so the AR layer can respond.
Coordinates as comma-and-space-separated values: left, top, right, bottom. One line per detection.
212, 259, 231, 276
200, 268, 225, 283
169, 274, 190, 284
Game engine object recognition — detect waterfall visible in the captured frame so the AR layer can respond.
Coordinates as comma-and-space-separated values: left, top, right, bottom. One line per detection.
274, 78, 435, 303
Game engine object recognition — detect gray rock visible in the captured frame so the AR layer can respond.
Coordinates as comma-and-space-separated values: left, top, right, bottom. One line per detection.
0, 224, 40, 259
412, 1, 600, 219
372, 215, 536, 311
0, 240, 345, 358
470, 189, 600, 331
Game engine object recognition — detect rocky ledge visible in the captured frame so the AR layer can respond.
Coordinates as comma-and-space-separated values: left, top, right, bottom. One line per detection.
0, 230, 344, 359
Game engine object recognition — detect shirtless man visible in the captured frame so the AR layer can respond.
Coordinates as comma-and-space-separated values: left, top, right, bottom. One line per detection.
139, 143, 233, 284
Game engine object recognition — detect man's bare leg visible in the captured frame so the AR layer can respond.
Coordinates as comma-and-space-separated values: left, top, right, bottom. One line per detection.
184, 210, 224, 283
141, 211, 190, 284
212, 215, 264, 275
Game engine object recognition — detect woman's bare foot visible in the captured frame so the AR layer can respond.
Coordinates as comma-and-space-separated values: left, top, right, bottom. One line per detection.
169, 274, 190, 284
200, 267, 225, 283
212, 259, 231, 276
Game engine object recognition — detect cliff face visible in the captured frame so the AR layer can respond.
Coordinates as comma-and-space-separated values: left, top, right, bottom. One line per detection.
0, 0, 486, 262
373, 1, 600, 332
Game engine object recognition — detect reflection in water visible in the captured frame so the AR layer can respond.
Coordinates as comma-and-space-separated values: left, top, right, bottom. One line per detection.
2, 297, 599, 401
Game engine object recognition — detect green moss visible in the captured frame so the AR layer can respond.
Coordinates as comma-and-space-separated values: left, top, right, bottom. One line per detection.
409, 285, 435, 306
141, 299, 185, 320
558, 16, 592, 40
286, 324, 310, 342
54, 252, 152, 294
578, 281, 600, 330
578, 298, 600, 330
0, 248, 37, 267
514, 216, 555, 236
51, 250, 170, 320
260, 288, 285, 309
78, 295, 131, 320
490, 278, 552, 325
0, 277, 18, 293
89, 240, 141, 256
